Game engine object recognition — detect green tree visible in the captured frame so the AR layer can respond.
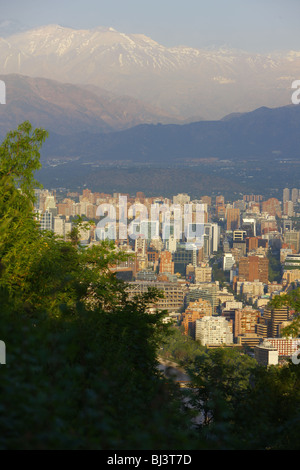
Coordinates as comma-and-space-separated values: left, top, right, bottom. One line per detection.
269, 287, 300, 338
186, 348, 257, 448
0, 122, 193, 449
267, 248, 282, 282
232, 360, 300, 449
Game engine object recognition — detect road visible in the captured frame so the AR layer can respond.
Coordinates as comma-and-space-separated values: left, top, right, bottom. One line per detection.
157, 356, 190, 386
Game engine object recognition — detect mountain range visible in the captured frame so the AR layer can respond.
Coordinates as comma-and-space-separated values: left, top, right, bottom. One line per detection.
0, 72, 299, 197
0, 24, 299, 196
0, 73, 299, 165
0, 24, 299, 119
0, 74, 183, 137
36, 102, 300, 164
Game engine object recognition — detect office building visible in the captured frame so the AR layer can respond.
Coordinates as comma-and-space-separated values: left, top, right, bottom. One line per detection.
216, 195, 226, 218
223, 253, 235, 271
226, 207, 240, 231
238, 255, 269, 284
39, 209, 53, 231
127, 281, 185, 312
173, 245, 196, 275
257, 306, 290, 338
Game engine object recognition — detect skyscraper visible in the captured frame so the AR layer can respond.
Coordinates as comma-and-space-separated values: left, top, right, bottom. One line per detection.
291, 188, 299, 203
283, 187, 290, 203
226, 207, 240, 231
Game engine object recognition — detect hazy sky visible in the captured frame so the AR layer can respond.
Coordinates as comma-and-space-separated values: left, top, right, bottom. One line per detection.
1, 0, 300, 52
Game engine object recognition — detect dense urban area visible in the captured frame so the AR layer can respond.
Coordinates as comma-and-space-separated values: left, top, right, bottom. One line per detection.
36, 185, 300, 367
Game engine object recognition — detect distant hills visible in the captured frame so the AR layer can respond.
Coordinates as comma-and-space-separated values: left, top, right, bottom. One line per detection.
38, 103, 300, 164
33, 102, 300, 197
3, 75, 300, 167
0, 24, 299, 119
0, 74, 182, 137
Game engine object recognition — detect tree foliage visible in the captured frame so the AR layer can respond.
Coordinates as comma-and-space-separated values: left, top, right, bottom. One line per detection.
269, 287, 300, 338
0, 122, 191, 449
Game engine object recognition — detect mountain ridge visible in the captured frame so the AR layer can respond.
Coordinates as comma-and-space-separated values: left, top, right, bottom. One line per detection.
37, 102, 300, 166
0, 73, 184, 136
0, 24, 298, 119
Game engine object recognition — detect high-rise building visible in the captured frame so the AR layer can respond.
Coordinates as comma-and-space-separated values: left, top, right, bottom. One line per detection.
159, 251, 174, 275
39, 209, 53, 231
165, 235, 177, 253
195, 316, 233, 346
238, 255, 269, 284
236, 280, 265, 298
241, 218, 256, 237
53, 216, 65, 237
204, 223, 220, 253
135, 237, 148, 272
283, 188, 290, 204
234, 308, 261, 339
283, 200, 294, 217
173, 245, 196, 275
261, 198, 281, 218
233, 230, 247, 242
216, 195, 225, 218
223, 253, 235, 271
226, 207, 240, 231
257, 306, 290, 338
243, 195, 263, 203
246, 237, 268, 253
291, 188, 299, 203
173, 193, 190, 205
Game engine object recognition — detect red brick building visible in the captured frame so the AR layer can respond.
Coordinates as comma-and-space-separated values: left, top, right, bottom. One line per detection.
159, 251, 174, 275
238, 255, 269, 284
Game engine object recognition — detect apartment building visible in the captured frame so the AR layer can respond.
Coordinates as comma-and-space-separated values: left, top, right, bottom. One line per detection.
195, 316, 233, 346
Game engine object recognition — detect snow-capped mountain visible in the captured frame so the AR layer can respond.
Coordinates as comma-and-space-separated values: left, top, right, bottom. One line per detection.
0, 24, 299, 119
